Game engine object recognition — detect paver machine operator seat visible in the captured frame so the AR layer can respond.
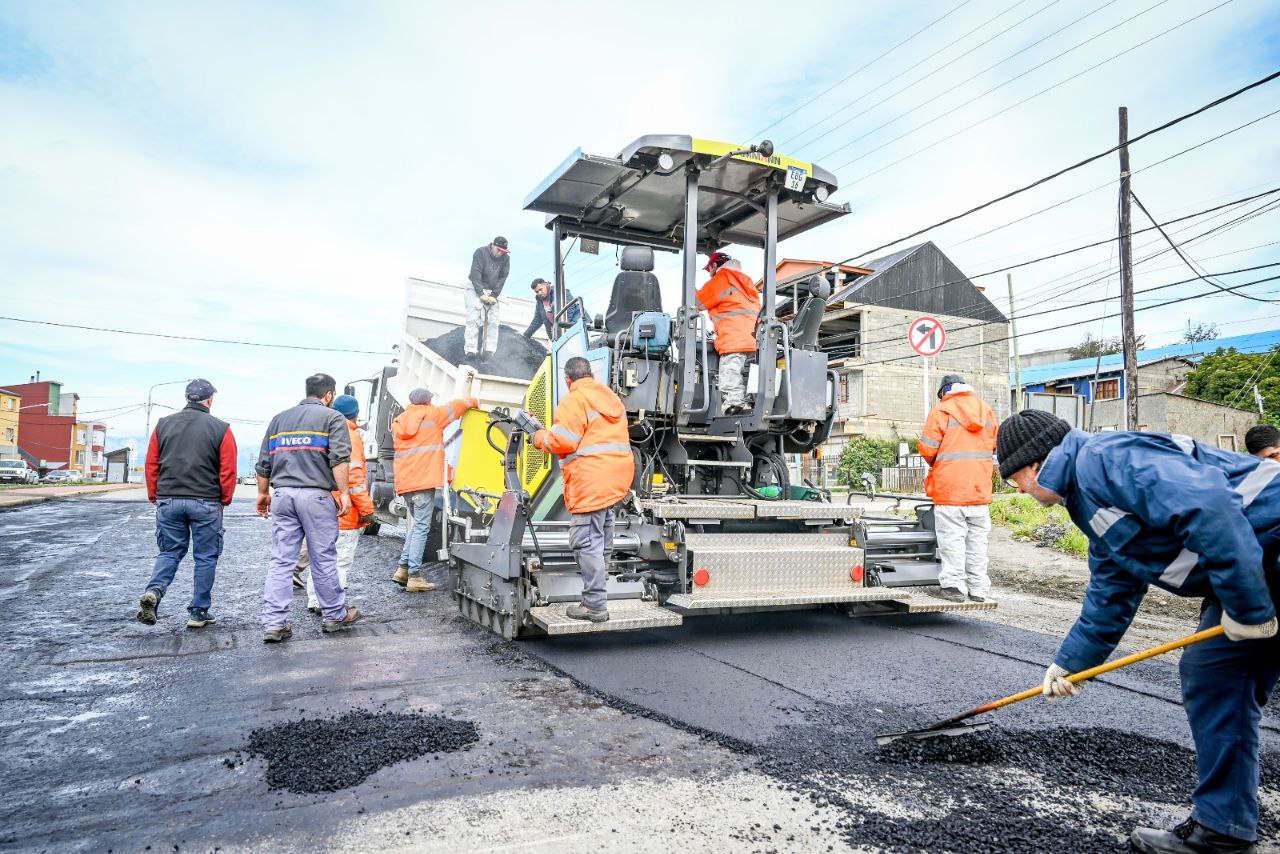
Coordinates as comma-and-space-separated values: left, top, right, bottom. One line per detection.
789, 274, 831, 351
604, 246, 662, 341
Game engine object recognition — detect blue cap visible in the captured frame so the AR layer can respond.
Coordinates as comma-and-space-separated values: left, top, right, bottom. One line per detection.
185, 378, 216, 401
333, 394, 360, 419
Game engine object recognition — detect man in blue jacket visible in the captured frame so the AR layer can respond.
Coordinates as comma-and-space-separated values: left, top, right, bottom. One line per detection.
996, 409, 1279, 854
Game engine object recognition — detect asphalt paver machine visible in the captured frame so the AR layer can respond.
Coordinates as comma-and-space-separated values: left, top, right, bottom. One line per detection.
446, 135, 993, 638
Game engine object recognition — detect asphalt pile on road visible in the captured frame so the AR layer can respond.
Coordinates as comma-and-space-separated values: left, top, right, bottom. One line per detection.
422, 327, 548, 380
246, 708, 479, 793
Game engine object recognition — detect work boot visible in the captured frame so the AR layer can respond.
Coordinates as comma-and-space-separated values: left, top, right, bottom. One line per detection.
307, 602, 320, 614
263, 624, 293, 644
322, 606, 362, 633
392, 564, 409, 586
969, 594, 989, 603
292, 566, 306, 589
565, 603, 609, 623
136, 588, 162, 625
186, 609, 217, 629
405, 576, 436, 593
464, 351, 478, 362
927, 586, 967, 603
1130, 818, 1255, 853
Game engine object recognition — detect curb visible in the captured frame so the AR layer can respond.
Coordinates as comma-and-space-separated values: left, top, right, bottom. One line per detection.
0, 484, 144, 510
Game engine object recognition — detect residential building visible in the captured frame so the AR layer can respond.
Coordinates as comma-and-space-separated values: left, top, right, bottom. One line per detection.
774, 242, 1010, 482
0, 388, 20, 460
3, 375, 78, 474
1012, 329, 1280, 449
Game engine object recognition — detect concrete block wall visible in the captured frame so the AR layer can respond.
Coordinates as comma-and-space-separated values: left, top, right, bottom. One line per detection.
1087, 393, 1259, 450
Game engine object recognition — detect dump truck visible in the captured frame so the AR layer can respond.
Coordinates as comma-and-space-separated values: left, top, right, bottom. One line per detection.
438, 135, 991, 639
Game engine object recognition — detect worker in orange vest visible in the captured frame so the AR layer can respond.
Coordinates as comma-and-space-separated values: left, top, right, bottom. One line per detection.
518, 356, 634, 623
919, 373, 999, 604
392, 387, 476, 592
696, 251, 760, 415
294, 395, 376, 612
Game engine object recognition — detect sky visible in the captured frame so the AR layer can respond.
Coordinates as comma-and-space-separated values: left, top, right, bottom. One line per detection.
1, 0, 1278, 461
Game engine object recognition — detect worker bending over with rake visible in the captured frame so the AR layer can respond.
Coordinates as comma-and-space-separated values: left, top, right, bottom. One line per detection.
997, 409, 1280, 854
517, 356, 634, 623
696, 251, 759, 416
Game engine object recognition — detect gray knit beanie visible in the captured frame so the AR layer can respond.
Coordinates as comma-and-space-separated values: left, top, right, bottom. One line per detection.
996, 409, 1071, 479
408, 387, 433, 405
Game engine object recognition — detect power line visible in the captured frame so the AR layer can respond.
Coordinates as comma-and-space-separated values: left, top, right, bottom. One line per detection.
749, 0, 975, 139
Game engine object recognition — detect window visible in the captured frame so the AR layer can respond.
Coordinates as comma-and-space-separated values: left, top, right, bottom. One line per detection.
1054, 384, 1075, 396
75, 451, 85, 465
1219, 435, 1238, 452
3, 398, 11, 410
4, 428, 13, 442
838, 374, 850, 403
1093, 379, 1120, 401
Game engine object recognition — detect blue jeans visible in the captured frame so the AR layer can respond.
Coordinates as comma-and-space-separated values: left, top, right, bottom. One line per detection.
1181, 598, 1280, 841
398, 489, 436, 576
147, 498, 224, 614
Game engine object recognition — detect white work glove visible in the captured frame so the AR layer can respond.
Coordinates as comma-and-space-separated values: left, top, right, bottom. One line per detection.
1042, 663, 1081, 699
481, 290, 497, 306
1221, 612, 1279, 642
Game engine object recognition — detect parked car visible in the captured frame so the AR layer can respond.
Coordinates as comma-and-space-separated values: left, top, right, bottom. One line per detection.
0, 460, 39, 484
43, 469, 82, 484
239, 473, 258, 485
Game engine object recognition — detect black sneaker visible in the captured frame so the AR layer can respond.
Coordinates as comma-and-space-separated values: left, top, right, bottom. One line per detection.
1130, 817, 1255, 853
136, 589, 162, 625
969, 595, 987, 603
186, 609, 217, 629
927, 587, 967, 604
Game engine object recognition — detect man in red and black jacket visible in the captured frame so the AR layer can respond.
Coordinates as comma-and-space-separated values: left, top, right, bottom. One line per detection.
136, 378, 237, 629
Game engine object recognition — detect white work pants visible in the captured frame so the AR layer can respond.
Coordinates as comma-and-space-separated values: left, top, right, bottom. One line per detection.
298, 528, 361, 609
719, 352, 749, 409
463, 289, 500, 355
933, 504, 991, 599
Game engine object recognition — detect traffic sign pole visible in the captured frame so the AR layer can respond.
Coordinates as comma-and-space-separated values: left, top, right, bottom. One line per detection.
908, 315, 946, 420
922, 355, 930, 420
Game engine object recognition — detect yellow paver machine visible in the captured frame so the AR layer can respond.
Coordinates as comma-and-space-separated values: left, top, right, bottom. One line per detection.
445, 135, 994, 638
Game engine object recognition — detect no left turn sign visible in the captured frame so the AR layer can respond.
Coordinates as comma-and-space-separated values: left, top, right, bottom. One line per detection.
908, 316, 946, 357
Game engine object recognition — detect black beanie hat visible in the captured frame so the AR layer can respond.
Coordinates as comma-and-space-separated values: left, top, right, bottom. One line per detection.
996, 409, 1072, 479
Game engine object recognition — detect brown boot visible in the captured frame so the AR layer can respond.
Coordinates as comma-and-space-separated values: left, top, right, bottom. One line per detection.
405, 576, 436, 593
392, 565, 408, 586
322, 606, 362, 634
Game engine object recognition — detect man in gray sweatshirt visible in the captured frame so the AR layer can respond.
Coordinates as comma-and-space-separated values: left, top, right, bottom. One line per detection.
465, 236, 510, 359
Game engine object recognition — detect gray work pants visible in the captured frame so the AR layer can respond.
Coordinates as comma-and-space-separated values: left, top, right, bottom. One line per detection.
933, 504, 991, 598
569, 505, 615, 611
463, 289, 500, 355
719, 352, 749, 409
264, 487, 346, 626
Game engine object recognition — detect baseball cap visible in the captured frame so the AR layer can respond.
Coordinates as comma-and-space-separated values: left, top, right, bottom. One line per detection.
185, 378, 216, 401
493, 236, 510, 253
703, 251, 732, 272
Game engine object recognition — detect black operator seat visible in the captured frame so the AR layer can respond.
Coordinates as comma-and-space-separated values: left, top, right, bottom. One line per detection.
604, 245, 662, 339
789, 275, 831, 350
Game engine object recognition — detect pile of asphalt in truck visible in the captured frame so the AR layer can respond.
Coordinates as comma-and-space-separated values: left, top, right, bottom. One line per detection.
422, 326, 548, 381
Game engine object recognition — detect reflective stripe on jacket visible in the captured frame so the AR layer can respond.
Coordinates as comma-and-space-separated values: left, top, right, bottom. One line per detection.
1037, 429, 1280, 673
696, 267, 760, 354
919, 386, 997, 505
532, 377, 634, 513
392, 397, 476, 494
337, 419, 375, 530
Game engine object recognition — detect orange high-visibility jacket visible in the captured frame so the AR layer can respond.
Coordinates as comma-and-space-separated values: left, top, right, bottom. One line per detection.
532, 377, 634, 514
919, 387, 998, 506
337, 418, 376, 530
392, 397, 476, 495
696, 267, 760, 354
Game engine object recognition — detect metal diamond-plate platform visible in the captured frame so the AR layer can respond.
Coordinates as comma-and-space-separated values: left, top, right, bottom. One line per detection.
738, 500, 860, 520
640, 500, 755, 520
886, 593, 999, 614
685, 532, 851, 550
529, 600, 682, 635
667, 588, 900, 610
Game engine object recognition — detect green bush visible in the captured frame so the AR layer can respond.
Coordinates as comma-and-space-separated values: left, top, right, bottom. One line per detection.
990, 495, 1087, 558
836, 435, 918, 487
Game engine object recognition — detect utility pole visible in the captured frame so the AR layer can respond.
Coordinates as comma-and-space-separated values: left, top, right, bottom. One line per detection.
1118, 106, 1139, 431
144, 380, 190, 442
1007, 272, 1022, 413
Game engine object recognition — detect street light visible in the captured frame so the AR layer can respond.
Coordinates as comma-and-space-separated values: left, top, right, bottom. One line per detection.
144, 380, 191, 441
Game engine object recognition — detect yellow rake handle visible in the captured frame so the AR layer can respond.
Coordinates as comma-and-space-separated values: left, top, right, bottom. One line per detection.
975, 624, 1225, 715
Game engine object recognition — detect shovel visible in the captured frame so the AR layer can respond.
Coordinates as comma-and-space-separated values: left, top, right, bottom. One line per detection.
874, 624, 1225, 746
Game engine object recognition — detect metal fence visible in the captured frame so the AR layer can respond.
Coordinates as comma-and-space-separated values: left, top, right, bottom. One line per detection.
880, 465, 927, 493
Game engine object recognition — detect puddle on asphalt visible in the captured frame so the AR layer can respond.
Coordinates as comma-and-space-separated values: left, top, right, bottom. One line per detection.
244, 708, 479, 793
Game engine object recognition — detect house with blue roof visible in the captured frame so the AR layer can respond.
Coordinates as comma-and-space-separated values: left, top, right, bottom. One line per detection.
1011, 329, 1280, 450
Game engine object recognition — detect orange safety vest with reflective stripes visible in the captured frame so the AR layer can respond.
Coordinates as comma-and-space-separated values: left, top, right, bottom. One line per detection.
919, 388, 998, 506
337, 418, 376, 530
391, 397, 476, 495
696, 267, 760, 354
532, 377, 634, 514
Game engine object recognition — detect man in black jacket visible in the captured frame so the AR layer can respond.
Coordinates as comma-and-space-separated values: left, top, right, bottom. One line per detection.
137, 378, 237, 628
522, 278, 582, 340
465, 236, 510, 359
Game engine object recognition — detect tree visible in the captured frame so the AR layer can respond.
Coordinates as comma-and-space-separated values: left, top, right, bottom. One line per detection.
1068, 331, 1146, 360
1182, 346, 1280, 423
1182, 321, 1220, 344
